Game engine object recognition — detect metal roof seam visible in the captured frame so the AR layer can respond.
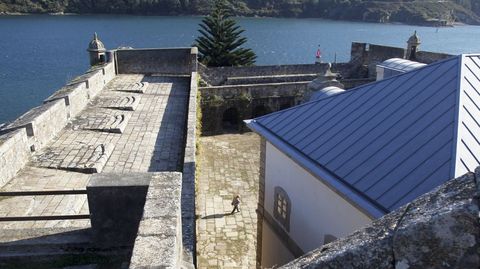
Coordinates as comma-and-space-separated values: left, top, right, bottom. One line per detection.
317, 66, 454, 164
355, 106, 456, 189
387, 157, 452, 210
325, 68, 457, 173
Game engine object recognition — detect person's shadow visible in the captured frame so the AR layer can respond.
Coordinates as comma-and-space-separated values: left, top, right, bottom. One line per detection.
201, 213, 231, 219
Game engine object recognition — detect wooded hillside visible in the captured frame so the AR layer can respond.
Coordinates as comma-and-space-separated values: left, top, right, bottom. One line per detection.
1, 0, 479, 25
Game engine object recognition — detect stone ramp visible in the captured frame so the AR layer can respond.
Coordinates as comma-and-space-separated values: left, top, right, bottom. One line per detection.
33, 142, 114, 174
91, 94, 141, 111
71, 109, 132, 134
115, 82, 149, 94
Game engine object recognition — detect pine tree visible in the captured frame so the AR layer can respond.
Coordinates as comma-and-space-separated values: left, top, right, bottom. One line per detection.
195, 0, 257, 67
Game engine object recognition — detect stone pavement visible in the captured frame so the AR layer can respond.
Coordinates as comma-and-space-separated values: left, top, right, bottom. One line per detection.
196, 132, 261, 269
0, 75, 189, 235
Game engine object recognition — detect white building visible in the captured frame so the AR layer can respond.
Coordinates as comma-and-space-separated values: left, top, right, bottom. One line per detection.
246, 54, 480, 267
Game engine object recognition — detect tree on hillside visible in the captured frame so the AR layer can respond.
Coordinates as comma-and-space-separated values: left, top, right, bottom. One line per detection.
194, 0, 257, 67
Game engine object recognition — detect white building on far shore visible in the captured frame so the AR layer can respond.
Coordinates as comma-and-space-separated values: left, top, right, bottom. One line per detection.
246, 54, 480, 268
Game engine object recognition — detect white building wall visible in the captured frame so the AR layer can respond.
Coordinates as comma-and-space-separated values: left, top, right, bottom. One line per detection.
264, 142, 373, 253
261, 220, 295, 268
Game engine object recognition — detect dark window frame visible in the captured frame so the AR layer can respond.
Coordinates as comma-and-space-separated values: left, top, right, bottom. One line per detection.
273, 186, 291, 232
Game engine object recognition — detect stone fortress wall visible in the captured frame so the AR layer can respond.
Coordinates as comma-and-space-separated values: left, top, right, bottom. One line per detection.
199, 40, 453, 135
0, 35, 456, 268
0, 46, 198, 268
0, 61, 116, 188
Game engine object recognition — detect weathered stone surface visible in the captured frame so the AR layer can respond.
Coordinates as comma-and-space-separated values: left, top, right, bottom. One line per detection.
280, 171, 480, 269
196, 133, 260, 269
0, 129, 30, 188
34, 142, 114, 173
71, 109, 132, 133
392, 172, 480, 269
87, 173, 151, 247
116, 48, 195, 75
129, 172, 182, 269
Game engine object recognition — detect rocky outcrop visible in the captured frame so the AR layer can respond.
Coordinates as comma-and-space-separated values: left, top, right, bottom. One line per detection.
280, 168, 480, 269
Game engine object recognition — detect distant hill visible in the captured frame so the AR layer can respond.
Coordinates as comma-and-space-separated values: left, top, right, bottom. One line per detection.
1, 0, 479, 26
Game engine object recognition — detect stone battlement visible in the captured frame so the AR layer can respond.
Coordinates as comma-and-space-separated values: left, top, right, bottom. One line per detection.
0, 44, 198, 269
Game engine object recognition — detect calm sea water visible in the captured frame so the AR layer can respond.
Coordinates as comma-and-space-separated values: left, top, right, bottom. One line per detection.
1, 15, 480, 123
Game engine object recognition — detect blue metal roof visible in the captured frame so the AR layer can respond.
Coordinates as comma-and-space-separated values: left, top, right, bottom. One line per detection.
247, 55, 480, 215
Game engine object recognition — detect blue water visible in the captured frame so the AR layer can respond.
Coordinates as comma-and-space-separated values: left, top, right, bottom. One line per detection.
1, 15, 480, 123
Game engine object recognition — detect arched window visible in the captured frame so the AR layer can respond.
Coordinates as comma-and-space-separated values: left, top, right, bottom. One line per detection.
274, 186, 291, 232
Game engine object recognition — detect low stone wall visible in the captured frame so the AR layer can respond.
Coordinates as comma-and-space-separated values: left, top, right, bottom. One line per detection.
350, 42, 453, 77
200, 63, 328, 86
417, 51, 453, 64
0, 61, 117, 188
129, 172, 183, 269
116, 48, 197, 75
44, 61, 116, 118
1, 99, 67, 152
180, 72, 198, 266
0, 129, 30, 188
280, 169, 480, 269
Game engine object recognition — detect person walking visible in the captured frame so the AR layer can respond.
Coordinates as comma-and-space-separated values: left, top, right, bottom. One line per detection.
231, 195, 240, 214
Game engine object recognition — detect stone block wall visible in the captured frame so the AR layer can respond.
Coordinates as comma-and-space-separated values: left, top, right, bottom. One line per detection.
0, 60, 117, 188
200, 82, 309, 134
45, 82, 89, 119
180, 72, 198, 266
129, 172, 183, 269
417, 51, 453, 64
349, 42, 453, 78
116, 48, 195, 75
45, 61, 116, 118
200, 63, 329, 86
2, 99, 68, 152
0, 129, 30, 188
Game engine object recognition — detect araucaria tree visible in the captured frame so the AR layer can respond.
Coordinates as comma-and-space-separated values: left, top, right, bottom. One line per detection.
195, 0, 257, 67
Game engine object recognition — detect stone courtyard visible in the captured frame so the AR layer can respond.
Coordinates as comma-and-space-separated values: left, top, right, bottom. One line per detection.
196, 132, 261, 269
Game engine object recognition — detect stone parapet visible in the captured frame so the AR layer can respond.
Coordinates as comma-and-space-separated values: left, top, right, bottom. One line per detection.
280, 170, 480, 269
87, 173, 151, 248
129, 172, 183, 269
44, 62, 116, 118
116, 48, 196, 75
1, 99, 68, 152
200, 63, 328, 86
180, 72, 198, 267
0, 129, 30, 188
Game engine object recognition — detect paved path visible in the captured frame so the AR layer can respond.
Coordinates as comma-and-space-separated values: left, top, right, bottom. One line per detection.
196, 132, 261, 269
0, 75, 188, 237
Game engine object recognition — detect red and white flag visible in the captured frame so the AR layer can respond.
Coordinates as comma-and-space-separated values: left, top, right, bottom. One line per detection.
316, 48, 322, 58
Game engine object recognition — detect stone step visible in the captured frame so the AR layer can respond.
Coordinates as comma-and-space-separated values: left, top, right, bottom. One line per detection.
225, 73, 318, 85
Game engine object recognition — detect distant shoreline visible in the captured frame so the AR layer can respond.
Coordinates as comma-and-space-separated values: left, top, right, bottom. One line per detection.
0, 11, 471, 28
